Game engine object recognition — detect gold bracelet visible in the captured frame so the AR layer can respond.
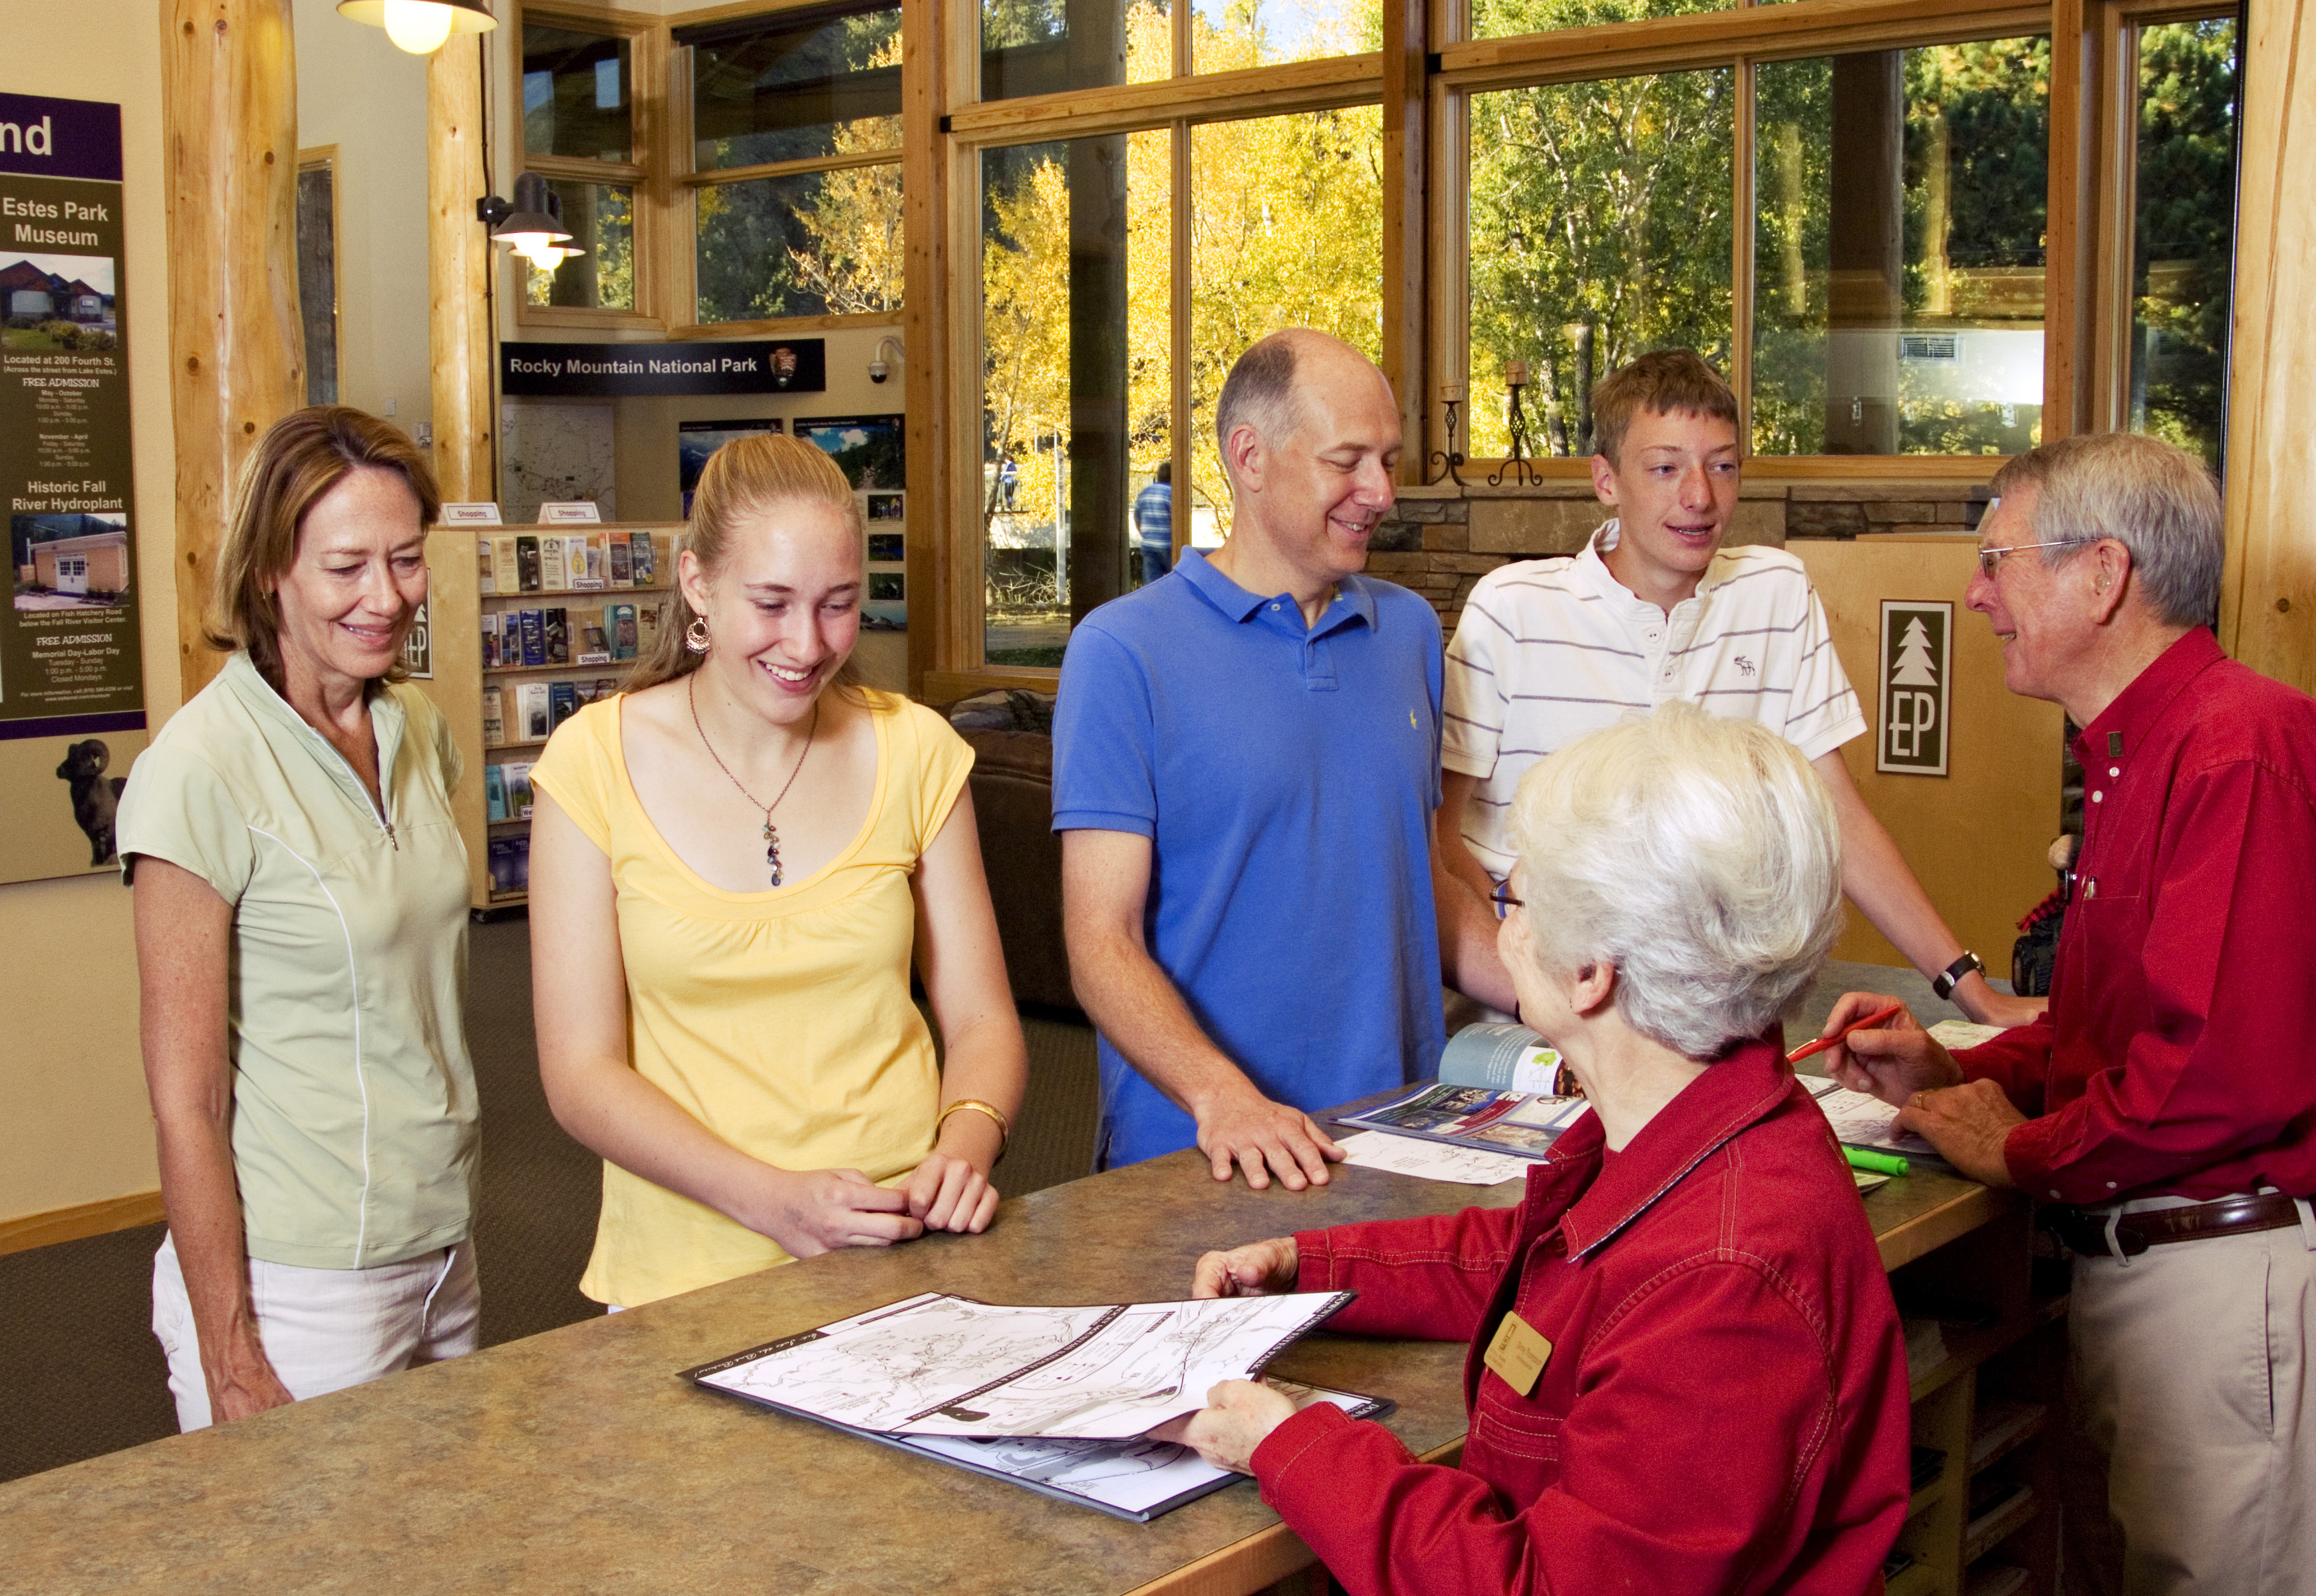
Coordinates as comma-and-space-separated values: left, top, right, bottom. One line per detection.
936, 1098, 1012, 1164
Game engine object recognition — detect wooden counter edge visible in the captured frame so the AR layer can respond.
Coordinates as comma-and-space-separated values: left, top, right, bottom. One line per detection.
1874, 1182, 2012, 1272
1119, 1440, 1467, 1596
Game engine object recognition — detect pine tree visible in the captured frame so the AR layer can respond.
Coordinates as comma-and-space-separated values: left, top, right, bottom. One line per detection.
1890, 617, 1940, 686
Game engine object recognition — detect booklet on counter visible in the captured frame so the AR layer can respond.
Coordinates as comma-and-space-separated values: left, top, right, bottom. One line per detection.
1336, 1022, 1590, 1161
749, 1379, 1390, 1522
684, 1290, 1382, 1519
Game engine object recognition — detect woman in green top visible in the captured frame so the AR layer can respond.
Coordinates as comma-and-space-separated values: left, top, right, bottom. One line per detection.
119, 408, 478, 1430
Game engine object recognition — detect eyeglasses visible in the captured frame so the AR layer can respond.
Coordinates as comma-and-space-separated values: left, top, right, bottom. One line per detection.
1976, 539, 2085, 579
1491, 880, 1525, 920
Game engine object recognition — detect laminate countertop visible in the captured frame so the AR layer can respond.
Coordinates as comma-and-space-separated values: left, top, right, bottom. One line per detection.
0, 1137, 2007, 1595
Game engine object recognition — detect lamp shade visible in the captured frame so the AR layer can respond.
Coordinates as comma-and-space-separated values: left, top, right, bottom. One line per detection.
490, 172, 571, 259
337, 1, 496, 55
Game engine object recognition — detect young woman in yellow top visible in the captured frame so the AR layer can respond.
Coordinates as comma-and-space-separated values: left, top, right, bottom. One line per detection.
528, 434, 1027, 1308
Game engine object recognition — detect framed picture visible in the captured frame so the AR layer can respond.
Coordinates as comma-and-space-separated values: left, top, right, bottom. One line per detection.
678, 418, 782, 515
863, 570, 906, 629
867, 532, 904, 563
866, 491, 905, 521
797, 414, 904, 489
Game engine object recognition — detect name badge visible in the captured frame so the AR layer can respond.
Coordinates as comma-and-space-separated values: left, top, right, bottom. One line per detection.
1483, 1309, 1553, 1397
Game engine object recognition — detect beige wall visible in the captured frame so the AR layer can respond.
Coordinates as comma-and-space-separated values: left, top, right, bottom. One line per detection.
291, 0, 432, 434
0, 2, 180, 1224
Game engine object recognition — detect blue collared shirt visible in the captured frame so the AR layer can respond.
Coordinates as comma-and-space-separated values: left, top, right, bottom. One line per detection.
1053, 547, 1447, 1166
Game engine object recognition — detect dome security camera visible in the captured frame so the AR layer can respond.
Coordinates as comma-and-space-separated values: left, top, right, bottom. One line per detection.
868, 359, 889, 384
869, 336, 904, 386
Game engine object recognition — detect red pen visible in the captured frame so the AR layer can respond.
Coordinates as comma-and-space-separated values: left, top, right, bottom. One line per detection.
1787, 1002, 1907, 1066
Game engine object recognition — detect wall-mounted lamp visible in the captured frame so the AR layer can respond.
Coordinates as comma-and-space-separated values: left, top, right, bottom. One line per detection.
477, 174, 579, 270
337, 0, 497, 56
868, 335, 905, 384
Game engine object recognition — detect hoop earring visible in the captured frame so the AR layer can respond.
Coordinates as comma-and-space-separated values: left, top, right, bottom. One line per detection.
685, 616, 711, 654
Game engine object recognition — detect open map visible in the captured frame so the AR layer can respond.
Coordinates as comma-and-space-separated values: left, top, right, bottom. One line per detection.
684, 1290, 1354, 1440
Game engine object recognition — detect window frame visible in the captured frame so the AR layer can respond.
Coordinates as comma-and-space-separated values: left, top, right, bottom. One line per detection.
494, 0, 2239, 696
667, 0, 909, 339
938, 10, 1395, 679
2085, 0, 2240, 440
1433, 0, 2071, 481
511, 1, 666, 332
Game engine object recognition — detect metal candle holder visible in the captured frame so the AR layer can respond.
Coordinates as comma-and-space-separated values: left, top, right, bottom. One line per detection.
1490, 366, 1542, 487
1427, 396, 1467, 487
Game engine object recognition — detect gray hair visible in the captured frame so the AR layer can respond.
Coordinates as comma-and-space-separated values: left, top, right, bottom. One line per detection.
1214, 331, 1309, 473
1988, 432, 2224, 628
1507, 702, 1844, 1060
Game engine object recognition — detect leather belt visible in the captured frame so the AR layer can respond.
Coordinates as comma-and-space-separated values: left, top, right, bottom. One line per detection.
2042, 1192, 2306, 1260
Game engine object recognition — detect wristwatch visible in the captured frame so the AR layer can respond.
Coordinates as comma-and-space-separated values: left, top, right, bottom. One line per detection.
1931, 950, 1984, 1000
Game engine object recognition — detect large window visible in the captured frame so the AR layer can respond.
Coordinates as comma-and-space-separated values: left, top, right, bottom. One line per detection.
1467, 70, 1734, 457
978, 0, 1378, 101
503, 1, 2245, 686
517, 13, 650, 323
678, 4, 905, 328
1753, 38, 2052, 456
973, 86, 1382, 664
2123, 13, 2238, 466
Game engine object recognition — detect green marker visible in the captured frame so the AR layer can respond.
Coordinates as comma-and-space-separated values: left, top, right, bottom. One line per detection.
1845, 1146, 1910, 1177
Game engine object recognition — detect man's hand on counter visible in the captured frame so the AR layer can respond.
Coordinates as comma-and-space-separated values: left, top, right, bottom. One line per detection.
1894, 1080, 2025, 1188
1192, 1085, 1344, 1192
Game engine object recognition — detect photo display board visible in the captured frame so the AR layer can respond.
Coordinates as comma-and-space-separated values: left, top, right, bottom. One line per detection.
0, 92, 146, 884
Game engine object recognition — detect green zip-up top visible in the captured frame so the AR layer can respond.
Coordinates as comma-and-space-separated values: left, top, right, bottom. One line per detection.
118, 652, 476, 1269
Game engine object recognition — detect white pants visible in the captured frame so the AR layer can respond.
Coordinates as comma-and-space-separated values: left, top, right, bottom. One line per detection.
2067, 1200, 2316, 1596
151, 1230, 481, 1432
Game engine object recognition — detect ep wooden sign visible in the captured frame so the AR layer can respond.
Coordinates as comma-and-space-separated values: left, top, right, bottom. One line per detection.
1877, 600, 1953, 777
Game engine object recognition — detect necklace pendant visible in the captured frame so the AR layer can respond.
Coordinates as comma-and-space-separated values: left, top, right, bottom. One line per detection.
767, 842, 784, 888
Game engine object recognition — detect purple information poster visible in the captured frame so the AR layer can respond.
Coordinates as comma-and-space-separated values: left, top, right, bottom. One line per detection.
0, 92, 144, 884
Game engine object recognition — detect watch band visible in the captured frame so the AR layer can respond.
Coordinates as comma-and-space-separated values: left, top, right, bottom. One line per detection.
1932, 950, 1984, 1000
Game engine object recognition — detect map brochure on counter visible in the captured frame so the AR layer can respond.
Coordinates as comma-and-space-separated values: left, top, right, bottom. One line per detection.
1334, 1022, 1588, 1160
1796, 1076, 1954, 1172
733, 1380, 1391, 1522
684, 1287, 1357, 1433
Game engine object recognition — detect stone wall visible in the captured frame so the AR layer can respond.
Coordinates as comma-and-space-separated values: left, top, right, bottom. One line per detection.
1368, 480, 1992, 629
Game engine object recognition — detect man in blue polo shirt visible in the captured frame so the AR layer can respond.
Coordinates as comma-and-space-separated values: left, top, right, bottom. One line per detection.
1055, 329, 1504, 1188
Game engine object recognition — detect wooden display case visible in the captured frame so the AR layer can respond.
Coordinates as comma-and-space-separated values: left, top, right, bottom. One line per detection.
456, 521, 683, 911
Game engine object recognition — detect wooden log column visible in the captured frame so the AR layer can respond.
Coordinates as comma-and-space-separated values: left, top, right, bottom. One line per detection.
162, 0, 303, 702
428, 32, 493, 506
2220, 0, 2316, 694
427, 30, 496, 906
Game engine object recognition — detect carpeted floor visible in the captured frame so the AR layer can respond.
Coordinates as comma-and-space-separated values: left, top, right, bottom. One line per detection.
0, 914, 1104, 1484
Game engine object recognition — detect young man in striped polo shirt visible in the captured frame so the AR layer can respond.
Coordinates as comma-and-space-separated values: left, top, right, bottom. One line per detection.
1437, 350, 2039, 1029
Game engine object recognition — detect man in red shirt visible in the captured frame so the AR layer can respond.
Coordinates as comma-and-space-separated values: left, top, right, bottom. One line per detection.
1822, 432, 2316, 1596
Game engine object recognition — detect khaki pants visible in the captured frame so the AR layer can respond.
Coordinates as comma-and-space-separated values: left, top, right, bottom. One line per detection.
2066, 1204, 2316, 1596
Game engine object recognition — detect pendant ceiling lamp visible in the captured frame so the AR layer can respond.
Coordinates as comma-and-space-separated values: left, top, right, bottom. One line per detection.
337, 1, 497, 56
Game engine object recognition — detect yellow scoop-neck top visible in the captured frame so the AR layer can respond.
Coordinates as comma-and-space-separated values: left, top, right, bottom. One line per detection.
531, 688, 974, 1306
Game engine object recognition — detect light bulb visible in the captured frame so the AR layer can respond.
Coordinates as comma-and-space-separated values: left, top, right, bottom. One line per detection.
382, 0, 455, 53
499, 233, 557, 264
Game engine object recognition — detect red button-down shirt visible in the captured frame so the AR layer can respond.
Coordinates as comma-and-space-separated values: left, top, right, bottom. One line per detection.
1961, 628, 2316, 1204
1251, 1040, 1910, 1596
